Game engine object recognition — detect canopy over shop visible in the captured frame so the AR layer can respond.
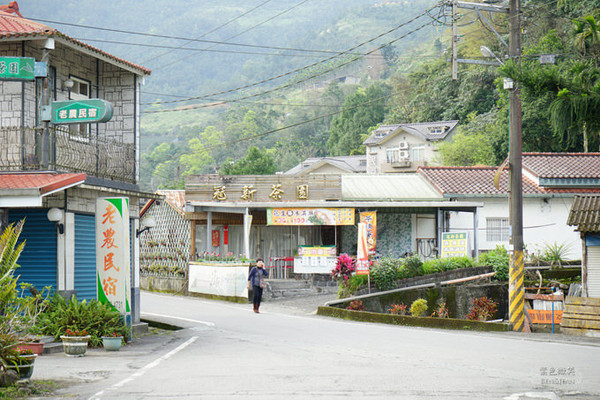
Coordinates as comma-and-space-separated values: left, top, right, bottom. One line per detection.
185, 174, 483, 276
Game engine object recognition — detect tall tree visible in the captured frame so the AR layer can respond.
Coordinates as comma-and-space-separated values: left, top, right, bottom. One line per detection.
221, 147, 277, 175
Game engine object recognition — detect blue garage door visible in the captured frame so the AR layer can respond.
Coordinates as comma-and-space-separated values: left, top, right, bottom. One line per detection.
8, 209, 57, 293
75, 214, 97, 300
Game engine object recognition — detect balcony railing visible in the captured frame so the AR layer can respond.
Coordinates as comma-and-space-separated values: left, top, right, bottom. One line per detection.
0, 126, 135, 184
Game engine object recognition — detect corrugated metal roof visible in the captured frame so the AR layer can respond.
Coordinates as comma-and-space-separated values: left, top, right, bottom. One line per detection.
567, 195, 600, 232
342, 174, 442, 201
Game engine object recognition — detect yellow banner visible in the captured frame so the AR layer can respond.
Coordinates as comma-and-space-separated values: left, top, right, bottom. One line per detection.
267, 208, 354, 225
359, 211, 377, 255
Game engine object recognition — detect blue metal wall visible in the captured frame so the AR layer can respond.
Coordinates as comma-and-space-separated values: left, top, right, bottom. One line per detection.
74, 214, 97, 300
8, 209, 57, 293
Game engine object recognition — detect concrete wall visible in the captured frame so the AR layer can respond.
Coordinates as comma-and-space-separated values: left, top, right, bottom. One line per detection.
448, 196, 580, 259
366, 131, 442, 174
140, 275, 187, 294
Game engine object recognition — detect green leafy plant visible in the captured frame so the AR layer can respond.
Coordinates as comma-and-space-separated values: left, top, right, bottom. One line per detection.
35, 294, 128, 347
346, 300, 366, 311
431, 302, 450, 318
337, 274, 368, 299
370, 257, 400, 291
477, 246, 509, 281
404, 255, 424, 278
422, 256, 474, 274
540, 242, 572, 268
410, 298, 428, 317
465, 297, 498, 321
387, 303, 407, 315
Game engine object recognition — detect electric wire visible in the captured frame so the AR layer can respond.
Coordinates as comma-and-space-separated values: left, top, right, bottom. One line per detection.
143, 3, 441, 109
141, 0, 275, 64
152, 0, 311, 71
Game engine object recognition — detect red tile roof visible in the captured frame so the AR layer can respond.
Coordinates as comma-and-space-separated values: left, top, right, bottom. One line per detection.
523, 153, 600, 179
0, 172, 86, 194
419, 166, 544, 196
0, 8, 151, 75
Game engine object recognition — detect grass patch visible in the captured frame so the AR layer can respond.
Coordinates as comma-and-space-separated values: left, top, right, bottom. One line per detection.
0, 380, 62, 399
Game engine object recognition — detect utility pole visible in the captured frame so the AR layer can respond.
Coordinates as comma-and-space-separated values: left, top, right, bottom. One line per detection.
507, 0, 525, 332
451, 0, 458, 80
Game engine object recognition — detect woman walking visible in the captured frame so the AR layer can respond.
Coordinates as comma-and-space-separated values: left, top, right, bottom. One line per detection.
247, 258, 268, 313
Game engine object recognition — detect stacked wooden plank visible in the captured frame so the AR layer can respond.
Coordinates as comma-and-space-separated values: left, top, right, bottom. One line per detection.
560, 296, 600, 337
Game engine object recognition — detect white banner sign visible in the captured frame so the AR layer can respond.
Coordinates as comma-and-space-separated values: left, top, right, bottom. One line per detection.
188, 262, 248, 299
96, 197, 130, 314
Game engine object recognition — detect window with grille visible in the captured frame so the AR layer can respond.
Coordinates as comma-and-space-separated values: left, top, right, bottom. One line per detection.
486, 217, 509, 241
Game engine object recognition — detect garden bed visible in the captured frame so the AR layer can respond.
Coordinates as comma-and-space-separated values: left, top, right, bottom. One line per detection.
317, 306, 510, 331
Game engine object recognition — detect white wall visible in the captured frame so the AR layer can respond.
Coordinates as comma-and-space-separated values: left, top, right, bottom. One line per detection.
448, 196, 581, 260
366, 131, 441, 174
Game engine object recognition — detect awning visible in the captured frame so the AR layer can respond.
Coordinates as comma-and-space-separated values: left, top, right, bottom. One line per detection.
0, 172, 86, 207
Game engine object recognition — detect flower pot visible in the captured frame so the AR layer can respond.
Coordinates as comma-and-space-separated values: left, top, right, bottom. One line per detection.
17, 342, 44, 356
101, 336, 123, 351
7, 354, 37, 379
60, 335, 91, 357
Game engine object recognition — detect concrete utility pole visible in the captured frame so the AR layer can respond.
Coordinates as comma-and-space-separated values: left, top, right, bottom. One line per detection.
507, 0, 525, 332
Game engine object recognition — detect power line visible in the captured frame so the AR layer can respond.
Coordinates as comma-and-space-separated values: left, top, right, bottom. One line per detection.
143, 16, 436, 113
141, 0, 275, 64
29, 17, 374, 57
153, 0, 312, 71
144, 3, 440, 109
74, 37, 385, 58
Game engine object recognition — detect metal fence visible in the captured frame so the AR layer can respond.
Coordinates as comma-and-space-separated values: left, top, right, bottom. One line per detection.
0, 126, 135, 184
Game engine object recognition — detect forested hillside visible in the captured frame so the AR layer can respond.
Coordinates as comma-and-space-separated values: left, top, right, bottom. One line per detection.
23, 0, 600, 190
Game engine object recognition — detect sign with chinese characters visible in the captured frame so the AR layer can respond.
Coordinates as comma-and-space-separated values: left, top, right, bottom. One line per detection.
51, 99, 113, 124
96, 197, 130, 315
356, 223, 370, 275
0, 57, 34, 80
294, 246, 337, 274
212, 230, 220, 247
267, 208, 355, 226
440, 232, 469, 258
359, 211, 377, 255
528, 310, 563, 324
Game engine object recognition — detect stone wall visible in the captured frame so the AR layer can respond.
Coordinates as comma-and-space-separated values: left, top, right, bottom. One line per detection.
140, 274, 188, 294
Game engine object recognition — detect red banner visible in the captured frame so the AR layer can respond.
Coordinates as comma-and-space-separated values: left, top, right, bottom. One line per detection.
223, 225, 229, 245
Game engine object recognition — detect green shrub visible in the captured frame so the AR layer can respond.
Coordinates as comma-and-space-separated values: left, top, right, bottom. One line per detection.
540, 242, 572, 268
477, 246, 509, 281
422, 256, 474, 274
370, 257, 400, 291
410, 298, 428, 317
404, 255, 423, 277
35, 294, 128, 347
337, 274, 368, 298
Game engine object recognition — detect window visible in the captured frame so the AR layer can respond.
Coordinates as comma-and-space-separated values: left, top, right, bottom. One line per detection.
68, 76, 91, 141
386, 147, 399, 163
486, 217, 509, 242
412, 145, 425, 162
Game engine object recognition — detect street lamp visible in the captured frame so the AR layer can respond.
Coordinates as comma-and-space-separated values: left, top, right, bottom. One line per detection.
47, 208, 64, 235
136, 216, 156, 238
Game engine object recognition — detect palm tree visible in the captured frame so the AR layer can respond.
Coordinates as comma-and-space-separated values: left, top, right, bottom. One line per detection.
573, 15, 600, 59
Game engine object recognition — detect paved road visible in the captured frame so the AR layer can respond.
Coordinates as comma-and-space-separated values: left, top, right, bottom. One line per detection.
35, 292, 600, 400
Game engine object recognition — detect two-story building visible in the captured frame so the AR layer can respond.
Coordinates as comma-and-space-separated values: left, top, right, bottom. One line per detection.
363, 120, 459, 173
0, 3, 153, 323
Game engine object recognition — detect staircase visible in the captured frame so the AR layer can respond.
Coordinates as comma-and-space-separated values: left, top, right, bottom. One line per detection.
264, 279, 337, 300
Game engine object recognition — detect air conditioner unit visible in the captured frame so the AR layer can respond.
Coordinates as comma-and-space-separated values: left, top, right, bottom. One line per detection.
398, 141, 409, 149
398, 150, 410, 159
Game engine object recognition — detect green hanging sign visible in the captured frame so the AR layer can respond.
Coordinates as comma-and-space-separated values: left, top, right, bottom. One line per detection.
0, 57, 35, 80
51, 99, 113, 124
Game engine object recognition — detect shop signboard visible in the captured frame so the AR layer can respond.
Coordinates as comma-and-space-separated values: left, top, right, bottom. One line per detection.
294, 246, 337, 274
440, 232, 469, 258
267, 208, 354, 226
96, 197, 130, 316
51, 99, 113, 124
0, 57, 35, 80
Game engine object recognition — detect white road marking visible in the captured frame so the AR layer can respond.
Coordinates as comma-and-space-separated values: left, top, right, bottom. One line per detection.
504, 392, 560, 400
141, 312, 216, 327
87, 336, 198, 400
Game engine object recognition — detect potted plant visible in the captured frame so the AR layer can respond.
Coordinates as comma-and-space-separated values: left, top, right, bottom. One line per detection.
60, 329, 91, 357
15, 336, 44, 356
101, 332, 123, 351
6, 348, 37, 380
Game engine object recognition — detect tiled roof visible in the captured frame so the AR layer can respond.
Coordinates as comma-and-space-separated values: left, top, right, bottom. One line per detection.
418, 166, 544, 196
0, 172, 86, 194
158, 190, 185, 213
0, 9, 151, 75
523, 153, 600, 179
567, 195, 600, 232
284, 155, 366, 175
364, 120, 459, 145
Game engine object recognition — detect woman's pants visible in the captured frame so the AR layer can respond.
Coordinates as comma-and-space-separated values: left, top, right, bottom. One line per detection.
252, 285, 263, 307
